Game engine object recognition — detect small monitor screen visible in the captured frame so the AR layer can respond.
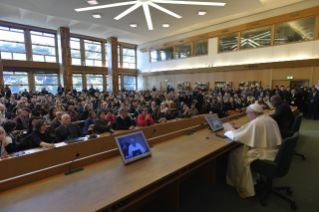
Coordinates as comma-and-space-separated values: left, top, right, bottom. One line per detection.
205, 114, 224, 132
114, 131, 152, 165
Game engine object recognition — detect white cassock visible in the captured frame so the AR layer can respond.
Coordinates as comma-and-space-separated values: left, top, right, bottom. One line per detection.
224, 114, 282, 197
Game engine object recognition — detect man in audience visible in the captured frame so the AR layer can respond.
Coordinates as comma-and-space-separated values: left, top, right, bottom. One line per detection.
307, 86, 319, 120
116, 108, 135, 130
224, 103, 282, 198
55, 114, 83, 142
270, 95, 295, 130
137, 107, 154, 126
52, 111, 63, 131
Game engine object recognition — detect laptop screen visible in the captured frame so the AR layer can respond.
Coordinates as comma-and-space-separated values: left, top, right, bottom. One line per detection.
204, 114, 224, 132
114, 131, 152, 165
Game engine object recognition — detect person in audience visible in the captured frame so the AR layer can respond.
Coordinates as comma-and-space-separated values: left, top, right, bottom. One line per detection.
153, 107, 167, 123
270, 95, 295, 130
105, 109, 116, 126
51, 111, 62, 131
56, 100, 65, 112
182, 105, 192, 118
31, 120, 54, 148
16, 108, 31, 130
0, 104, 11, 120
45, 107, 56, 125
307, 87, 319, 120
165, 109, 175, 120
83, 111, 96, 135
116, 108, 135, 130
80, 104, 92, 120
93, 110, 112, 134
137, 107, 155, 126
67, 106, 78, 122
190, 104, 199, 116
3, 121, 23, 147
55, 114, 83, 142
0, 126, 9, 156
27, 117, 39, 135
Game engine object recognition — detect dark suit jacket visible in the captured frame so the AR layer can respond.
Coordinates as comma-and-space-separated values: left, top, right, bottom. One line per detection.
93, 119, 111, 134
55, 124, 83, 143
270, 102, 294, 131
51, 119, 61, 131
115, 116, 133, 130
284, 90, 292, 104
308, 92, 319, 103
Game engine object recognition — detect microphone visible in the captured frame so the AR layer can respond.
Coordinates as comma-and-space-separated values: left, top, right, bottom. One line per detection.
187, 122, 205, 135
69, 153, 80, 174
148, 129, 156, 140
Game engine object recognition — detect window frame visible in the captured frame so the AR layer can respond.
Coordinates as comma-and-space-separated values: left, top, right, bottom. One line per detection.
84, 39, 102, 67
118, 75, 122, 91
122, 45, 136, 69
30, 30, 57, 63
123, 75, 137, 91
70, 37, 82, 66
72, 73, 83, 92
34, 72, 59, 94
3, 71, 29, 93
86, 74, 104, 91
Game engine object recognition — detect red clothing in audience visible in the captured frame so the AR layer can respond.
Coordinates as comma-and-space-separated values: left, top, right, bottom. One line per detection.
137, 114, 154, 126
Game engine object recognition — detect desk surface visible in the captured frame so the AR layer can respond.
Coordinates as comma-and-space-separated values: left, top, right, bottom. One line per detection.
0, 107, 297, 212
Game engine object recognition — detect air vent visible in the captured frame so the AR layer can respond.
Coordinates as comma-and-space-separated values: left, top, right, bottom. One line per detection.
221, 29, 229, 33
289, 13, 300, 18
251, 22, 260, 27
248, 65, 258, 69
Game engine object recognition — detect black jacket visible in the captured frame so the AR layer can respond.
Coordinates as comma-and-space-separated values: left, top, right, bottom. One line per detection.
270, 103, 294, 131
51, 120, 61, 131
55, 124, 83, 142
115, 116, 133, 130
93, 119, 111, 134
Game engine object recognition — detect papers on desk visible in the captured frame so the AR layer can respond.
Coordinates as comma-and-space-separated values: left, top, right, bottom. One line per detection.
54, 142, 68, 148
223, 123, 235, 131
24, 147, 46, 154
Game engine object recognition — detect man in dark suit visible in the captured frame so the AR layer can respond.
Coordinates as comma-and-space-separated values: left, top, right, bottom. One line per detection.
193, 88, 203, 114
255, 87, 266, 99
55, 114, 83, 142
51, 111, 62, 131
307, 87, 319, 120
284, 86, 292, 104
270, 95, 294, 130
116, 108, 135, 130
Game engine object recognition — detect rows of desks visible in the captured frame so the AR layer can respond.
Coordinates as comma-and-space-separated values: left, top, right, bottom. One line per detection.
0, 107, 298, 212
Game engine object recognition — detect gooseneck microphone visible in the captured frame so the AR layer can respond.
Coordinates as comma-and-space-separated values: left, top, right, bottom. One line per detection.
187, 122, 205, 135
148, 129, 156, 140
69, 153, 80, 173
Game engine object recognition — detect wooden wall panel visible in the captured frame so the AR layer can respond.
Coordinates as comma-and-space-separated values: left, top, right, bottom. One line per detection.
272, 67, 311, 80
107, 37, 119, 93
312, 66, 319, 86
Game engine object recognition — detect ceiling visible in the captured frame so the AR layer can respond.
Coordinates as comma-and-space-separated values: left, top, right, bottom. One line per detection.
0, 0, 310, 45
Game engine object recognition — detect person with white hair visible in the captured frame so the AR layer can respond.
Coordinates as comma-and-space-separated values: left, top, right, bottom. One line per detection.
224, 103, 282, 198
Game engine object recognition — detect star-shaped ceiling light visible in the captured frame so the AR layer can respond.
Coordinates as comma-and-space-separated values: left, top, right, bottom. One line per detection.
75, 0, 226, 30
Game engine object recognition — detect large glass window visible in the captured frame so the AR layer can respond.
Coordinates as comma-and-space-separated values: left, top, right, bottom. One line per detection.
274, 16, 316, 45
70, 37, 81, 65
193, 39, 208, 56
106, 75, 111, 91
175, 43, 191, 59
118, 44, 121, 68
240, 26, 272, 49
84, 39, 102, 67
123, 46, 136, 69
150, 50, 160, 62
31, 31, 56, 62
123, 75, 136, 91
34, 72, 58, 93
0, 26, 26, 61
219, 33, 238, 52
160, 47, 174, 61
86, 74, 103, 91
105, 43, 108, 66
118, 75, 122, 91
72, 73, 83, 92
3, 71, 29, 93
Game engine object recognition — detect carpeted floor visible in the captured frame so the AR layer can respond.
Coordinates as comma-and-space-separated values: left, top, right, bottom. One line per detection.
136, 118, 319, 212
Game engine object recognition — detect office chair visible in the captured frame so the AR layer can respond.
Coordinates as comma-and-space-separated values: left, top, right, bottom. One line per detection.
281, 113, 305, 160
251, 132, 299, 210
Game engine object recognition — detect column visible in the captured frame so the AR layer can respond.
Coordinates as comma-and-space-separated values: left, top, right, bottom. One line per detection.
0, 50, 4, 91
107, 37, 118, 93
57, 27, 72, 92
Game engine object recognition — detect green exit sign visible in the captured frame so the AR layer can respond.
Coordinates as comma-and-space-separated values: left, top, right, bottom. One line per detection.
287, 76, 294, 79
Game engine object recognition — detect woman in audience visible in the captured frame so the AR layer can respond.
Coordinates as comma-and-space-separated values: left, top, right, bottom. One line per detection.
190, 104, 198, 116
67, 106, 78, 122
153, 107, 167, 123
182, 105, 192, 118
137, 107, 155, 126
3, 121, 21, 146
56, 100, 65, 112
14, 109, 22, 121
81, 104, 92, 120
83, 111, 96, 135
0, 126, 9, 156
165, 109, 175, 121
45, 107, 56, 125
27, 117, 39, 135
105, 109, 116, 126
16, 108, 31, 130
31, 119, 54, 148
93, 110, 112, 134
228, 97, 236, 111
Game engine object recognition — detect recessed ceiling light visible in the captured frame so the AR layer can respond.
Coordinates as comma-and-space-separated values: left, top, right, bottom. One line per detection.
198, 11, 207, 15
162, 24, 170, 27
86, 0, 99, 5
130, 24, 137, 27
92, 14, 102, 18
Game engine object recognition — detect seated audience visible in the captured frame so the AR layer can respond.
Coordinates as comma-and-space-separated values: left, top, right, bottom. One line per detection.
45, 107, 57, 125
105, 110, 116, 126
115, 108, 135, 130
270, 95, 295, 130
93, 110, 112, 134
83, 111, 96, 135
80, 104, 92, 120
190, 104, 199, 116
153, 107, 167, 123
31, 120, 54, 148
0, 126, 8, 156
52, 111, 62, 131
137, 107, 155, 126
27, 117, 39, 135
55, 114, 83, 142
16, 108, 31, 130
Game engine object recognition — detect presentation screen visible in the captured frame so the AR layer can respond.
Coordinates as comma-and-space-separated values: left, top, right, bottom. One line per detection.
114, 131, 152, 165
205, 114, 224, 132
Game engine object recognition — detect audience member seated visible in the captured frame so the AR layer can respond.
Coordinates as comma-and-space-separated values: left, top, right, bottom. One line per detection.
56, 100, 65, 112
83, 111, 96, 135
31, 119, 54, 148
45, 107, 56, 125
80, 104, 92, 120
181, 105, 192, 118
16, 108, 31, 130
0, 126, 8, 156
137, 107, 155, 126
105, 109, 116, 126
270, 95, 295, 130
93, 110, 112, 134
153, 106, 167, 123
0, 104, 11, 120
32, 103, 46, 117
52, 111, 62, 131
3, 121, 22, 147
55, 114, 83, 142
116, 108, 135, 130
27, 117, 39, 135
165, 109, 175, 120
67, 106, 78, 122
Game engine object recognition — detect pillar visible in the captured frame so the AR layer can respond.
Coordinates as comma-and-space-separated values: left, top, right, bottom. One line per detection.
107, 37, 119, 93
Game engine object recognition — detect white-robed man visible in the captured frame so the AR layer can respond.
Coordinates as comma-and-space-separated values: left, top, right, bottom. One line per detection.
224, 103, 282, 198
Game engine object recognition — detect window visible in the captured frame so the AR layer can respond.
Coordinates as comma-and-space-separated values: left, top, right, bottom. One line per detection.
123, 46, 136, 69
105, 43, 108, 66
160, 47, 174, 61
34, 72, 58, 93
274, 16, 316, 45
150, 50, 160, 62
123, 75, 136, 91
30, 31, 57, 62
118, 44, 121, 68
118, 75, 122, 91
72, 73, 83, 92
106, 75, 111, 91
193, 39, 208, 56
84, 39, 102, 67
3, 71, 29, 93
86, 74, 103, 91
240, 26, 272, 49
70, 37, 81, 65
219, 33, 238, 52
0, 26, 26, 61
175, 43, 191, 59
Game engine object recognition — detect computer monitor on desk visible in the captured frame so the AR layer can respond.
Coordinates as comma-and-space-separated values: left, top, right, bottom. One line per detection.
205, 114, 224, 132
115, 131, 152, 165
